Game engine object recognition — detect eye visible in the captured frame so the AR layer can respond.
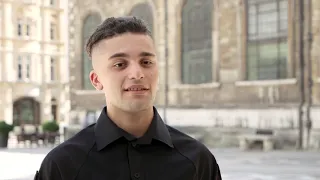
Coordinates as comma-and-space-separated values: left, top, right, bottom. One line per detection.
141, 59, 153, 66
113, 62, 126, 68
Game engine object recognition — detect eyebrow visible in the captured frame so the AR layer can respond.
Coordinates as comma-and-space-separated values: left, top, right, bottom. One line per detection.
108, 52, 155, 60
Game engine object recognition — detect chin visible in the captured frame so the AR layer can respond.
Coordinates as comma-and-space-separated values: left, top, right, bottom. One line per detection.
124, 102, 152, 112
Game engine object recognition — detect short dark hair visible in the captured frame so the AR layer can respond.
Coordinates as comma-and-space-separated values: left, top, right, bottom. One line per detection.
85, 16, 152, 58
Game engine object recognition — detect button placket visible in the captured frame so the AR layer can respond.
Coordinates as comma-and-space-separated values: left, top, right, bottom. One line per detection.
128, 142, 144, 180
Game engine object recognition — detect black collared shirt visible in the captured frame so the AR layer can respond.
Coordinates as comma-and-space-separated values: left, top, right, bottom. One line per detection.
35, 107, 222, 180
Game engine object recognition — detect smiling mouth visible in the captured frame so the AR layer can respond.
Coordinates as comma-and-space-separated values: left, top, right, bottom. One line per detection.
124, 88, 149, 91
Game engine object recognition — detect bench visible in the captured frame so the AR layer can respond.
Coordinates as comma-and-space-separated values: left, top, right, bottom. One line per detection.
310, 133, 320, 149
239, 129, 276, 151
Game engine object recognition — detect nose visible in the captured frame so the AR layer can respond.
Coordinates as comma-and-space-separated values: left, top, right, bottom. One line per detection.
127, 63, 145, 80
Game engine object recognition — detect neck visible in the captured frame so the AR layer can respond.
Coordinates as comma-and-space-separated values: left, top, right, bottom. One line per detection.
106, 105, 154, 138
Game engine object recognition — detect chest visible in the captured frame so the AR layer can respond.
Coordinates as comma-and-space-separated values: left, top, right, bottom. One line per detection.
76, 145, 196, 180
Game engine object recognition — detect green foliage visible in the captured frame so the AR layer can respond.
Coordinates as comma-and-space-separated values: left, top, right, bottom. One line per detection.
42, 121, 59, 132
0, 121, 14, 134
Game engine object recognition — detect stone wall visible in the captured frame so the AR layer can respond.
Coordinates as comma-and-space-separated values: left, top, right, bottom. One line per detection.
68, 0, 320, 133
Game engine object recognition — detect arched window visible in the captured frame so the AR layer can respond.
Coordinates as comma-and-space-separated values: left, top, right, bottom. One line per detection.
129, 3, 154, 35
246, 0, 288, 80
13, 97, 40, 125
82, 13, 102, 90
181, 0, 213, 84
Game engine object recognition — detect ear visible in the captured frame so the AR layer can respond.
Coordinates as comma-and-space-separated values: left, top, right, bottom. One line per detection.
89, 70, 103, 90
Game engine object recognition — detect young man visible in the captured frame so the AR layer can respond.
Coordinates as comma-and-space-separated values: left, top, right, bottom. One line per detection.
34, 16, 222, 180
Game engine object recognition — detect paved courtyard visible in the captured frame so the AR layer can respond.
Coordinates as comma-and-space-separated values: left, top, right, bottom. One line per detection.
0, 147, 319, 180
213, 149, 320, 180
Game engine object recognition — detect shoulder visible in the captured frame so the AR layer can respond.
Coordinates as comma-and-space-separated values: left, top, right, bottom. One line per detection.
46, 124, 96, 161
167, 125, 215, 159
167, 126, 221, 178
38, 124, 96, 179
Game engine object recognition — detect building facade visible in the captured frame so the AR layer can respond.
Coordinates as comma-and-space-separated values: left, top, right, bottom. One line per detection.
68, 0, 320, 134
0, 0, 70, 125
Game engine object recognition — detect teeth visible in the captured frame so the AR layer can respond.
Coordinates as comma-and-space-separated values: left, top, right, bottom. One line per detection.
128, 88, 145, 91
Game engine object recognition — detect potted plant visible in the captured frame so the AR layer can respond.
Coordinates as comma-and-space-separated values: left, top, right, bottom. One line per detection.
0, 121, 14, 148
42, 121, 59, 144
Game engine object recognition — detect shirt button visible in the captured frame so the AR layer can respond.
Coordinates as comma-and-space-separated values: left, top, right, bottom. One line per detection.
134, 173, 140, 178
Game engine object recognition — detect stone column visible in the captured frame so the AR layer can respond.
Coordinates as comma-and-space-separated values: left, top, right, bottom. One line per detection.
0, 53, 3, 82
218, 0, 239, 83
4, 86, 13, 124
3, 2, 14, 82
35, 54, 42, 84
4, 51, 15, 82
59, 87, 71, 125
3, 2, 13, 38
58, 90, 65, 123
63, 85, 71, 125
40, 88, 52, 123
42, 56, 49, 83
0, 85, 5, 121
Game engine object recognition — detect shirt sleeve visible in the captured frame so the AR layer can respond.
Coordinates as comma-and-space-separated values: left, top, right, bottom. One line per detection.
36, 156, 63, 180
196, 152, 222, 180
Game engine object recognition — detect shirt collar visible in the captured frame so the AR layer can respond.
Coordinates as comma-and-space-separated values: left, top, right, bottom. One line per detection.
94, 106, 173, 151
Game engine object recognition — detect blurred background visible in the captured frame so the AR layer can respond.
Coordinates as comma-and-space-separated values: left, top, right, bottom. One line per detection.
0, 0, 320, 179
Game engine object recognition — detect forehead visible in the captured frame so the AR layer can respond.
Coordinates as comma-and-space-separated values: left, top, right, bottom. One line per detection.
92, 33, 155, 58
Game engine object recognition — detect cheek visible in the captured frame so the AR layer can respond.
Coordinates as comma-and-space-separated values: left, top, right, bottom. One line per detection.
103, 75, 123, 92
153, 69, 159, 80
148, 71, 159, 86
148, 67, 158, 77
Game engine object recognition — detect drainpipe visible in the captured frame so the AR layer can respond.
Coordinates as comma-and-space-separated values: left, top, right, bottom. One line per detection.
163, 0, 168, 124
305, 0, 313, 149
297, 0, 305, 150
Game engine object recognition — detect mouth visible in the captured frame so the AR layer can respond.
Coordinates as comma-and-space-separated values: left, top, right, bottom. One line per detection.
124, 86, 149, 92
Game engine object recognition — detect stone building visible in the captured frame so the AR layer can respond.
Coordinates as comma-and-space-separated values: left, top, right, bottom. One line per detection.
68, 0, 320, 138
0, 0, 70, 125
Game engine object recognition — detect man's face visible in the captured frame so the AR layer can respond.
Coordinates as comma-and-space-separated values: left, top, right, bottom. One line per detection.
90, 33, 158, 112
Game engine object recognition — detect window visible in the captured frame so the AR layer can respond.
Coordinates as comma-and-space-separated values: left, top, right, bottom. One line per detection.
26, 55, 31, 79
50, 57, 55, 81
181, 0, 213, 84
17, 20, 22, 36
82, 13, 102, 90
17, 55, 32, 81
51, 98, 57, 121
129, 3, 154, 36
17, 19, 33, 37
17, 56, 23, 80
26, 24, 30, 36
50, 23, 56, 40
246, 0, 288, 80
